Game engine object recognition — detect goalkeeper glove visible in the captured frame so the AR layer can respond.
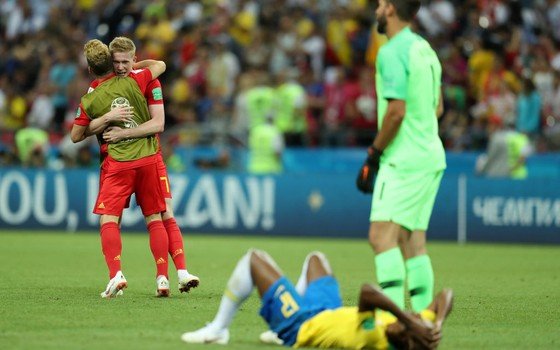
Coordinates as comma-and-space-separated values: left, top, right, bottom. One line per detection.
356, 146, 382, 194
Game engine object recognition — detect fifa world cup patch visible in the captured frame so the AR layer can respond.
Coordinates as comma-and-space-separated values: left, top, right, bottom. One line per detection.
151, 87, 163, 100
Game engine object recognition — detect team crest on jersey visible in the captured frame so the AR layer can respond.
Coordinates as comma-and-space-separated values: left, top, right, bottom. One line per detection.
111, 97, 138, 142
151, 87, 163, 100
111, 97, 131, 110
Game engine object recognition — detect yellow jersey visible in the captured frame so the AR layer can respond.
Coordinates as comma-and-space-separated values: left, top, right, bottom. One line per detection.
294, 307, 436, 349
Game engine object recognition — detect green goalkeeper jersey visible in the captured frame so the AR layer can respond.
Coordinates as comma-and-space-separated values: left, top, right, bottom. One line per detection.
375, 26, 446, 172
79, 71, 158, 162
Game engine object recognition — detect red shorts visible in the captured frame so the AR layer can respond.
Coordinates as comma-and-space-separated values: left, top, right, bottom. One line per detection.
98, 167, 132, 209
94, 155, 165, 216
98, 153, 171, 208
156, 153, 172, 200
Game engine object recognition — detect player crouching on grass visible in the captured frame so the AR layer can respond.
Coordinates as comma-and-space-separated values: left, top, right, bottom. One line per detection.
181, 249, 453, 349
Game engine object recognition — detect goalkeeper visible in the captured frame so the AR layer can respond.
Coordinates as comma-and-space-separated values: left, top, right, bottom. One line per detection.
357, 0, 446, 313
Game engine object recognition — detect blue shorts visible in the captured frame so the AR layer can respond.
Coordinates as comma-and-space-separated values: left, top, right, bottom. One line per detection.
259, 276, 342, 346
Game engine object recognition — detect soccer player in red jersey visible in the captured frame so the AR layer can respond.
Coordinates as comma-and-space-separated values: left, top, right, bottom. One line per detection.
71, 39, 168, 298
88, 37, 199, 297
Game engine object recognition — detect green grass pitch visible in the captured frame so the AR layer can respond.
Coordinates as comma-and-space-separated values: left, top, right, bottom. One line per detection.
0, 231, 559, 349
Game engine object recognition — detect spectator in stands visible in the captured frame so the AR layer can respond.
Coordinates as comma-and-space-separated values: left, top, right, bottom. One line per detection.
321, 67, 351, 147
531, 54, 555, 111
49, 47, 77, 131
0, 143, 17, 166
441, 44, 468, 113
546, 0, 560, 42
2, 0, 560, 158
0, 76, 8, 126
248, 113, 284, 174
231, 72, 255, 146
245, 69, 275, 130
273, 69, 308, 147
516, 78, 542, 138
244, 29, 272, 70
268, 14, 297, 75
161, 140, 186, 173
15, 126, 49, 167
207, 34, 240, 102
300, 24, 326, 81
476, 116, 532, 179
325, 5, 354, 68
417, 0, 455, 39
486, 80, 517, 127
346, 67, 377, 146
3, 0, 48, 43
479, 54, 521, 102
543, 71, 560, 150
467, 37, 496, 101
552, 72, 560, 122
135, 3, 176, 60
25, 84, 55, 131
57, 133, 97, 168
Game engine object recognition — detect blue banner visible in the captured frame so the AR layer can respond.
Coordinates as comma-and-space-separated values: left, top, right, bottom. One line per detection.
0, 169, 372, 236
0, 168, 558, 244
465, 177, 560, 243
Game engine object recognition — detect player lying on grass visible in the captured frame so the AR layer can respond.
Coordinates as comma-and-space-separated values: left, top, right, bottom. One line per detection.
181, 249, 453, 349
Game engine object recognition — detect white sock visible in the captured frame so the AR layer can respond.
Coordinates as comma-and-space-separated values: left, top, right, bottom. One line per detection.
211, 250, 254, 330
295, 251, 332, 295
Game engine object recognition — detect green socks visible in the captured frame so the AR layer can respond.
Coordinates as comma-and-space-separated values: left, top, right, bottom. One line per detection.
375, 247, 406, 309
406, 254, 434, 312
375, 250, 435, 311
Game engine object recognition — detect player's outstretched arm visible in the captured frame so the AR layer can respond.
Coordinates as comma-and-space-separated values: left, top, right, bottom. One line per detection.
358, 284, 440, 349
133, 59, 166, 79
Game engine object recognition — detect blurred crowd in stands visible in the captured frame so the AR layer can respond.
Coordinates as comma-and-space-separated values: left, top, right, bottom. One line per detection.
1, 0, 560, 169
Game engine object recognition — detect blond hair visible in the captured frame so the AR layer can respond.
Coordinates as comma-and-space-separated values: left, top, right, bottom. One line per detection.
83, 39, 112, 76
109, 36, 136, 55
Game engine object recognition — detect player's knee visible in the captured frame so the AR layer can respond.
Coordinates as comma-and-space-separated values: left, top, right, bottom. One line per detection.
163, 199, 174, 218
307, 251, 325, 264
100, 214, 119, 226
369, 237, 385, 253
307, 251, 332, 275
369, 234, 398, 253
251, 249, 272, 262
250, 249, 283, 272
162, 211, 174, 220
247, 249, 266, 265
144, 213, 162, 224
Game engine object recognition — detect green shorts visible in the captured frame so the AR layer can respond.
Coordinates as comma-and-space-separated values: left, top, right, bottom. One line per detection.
369, 166, 444, 231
